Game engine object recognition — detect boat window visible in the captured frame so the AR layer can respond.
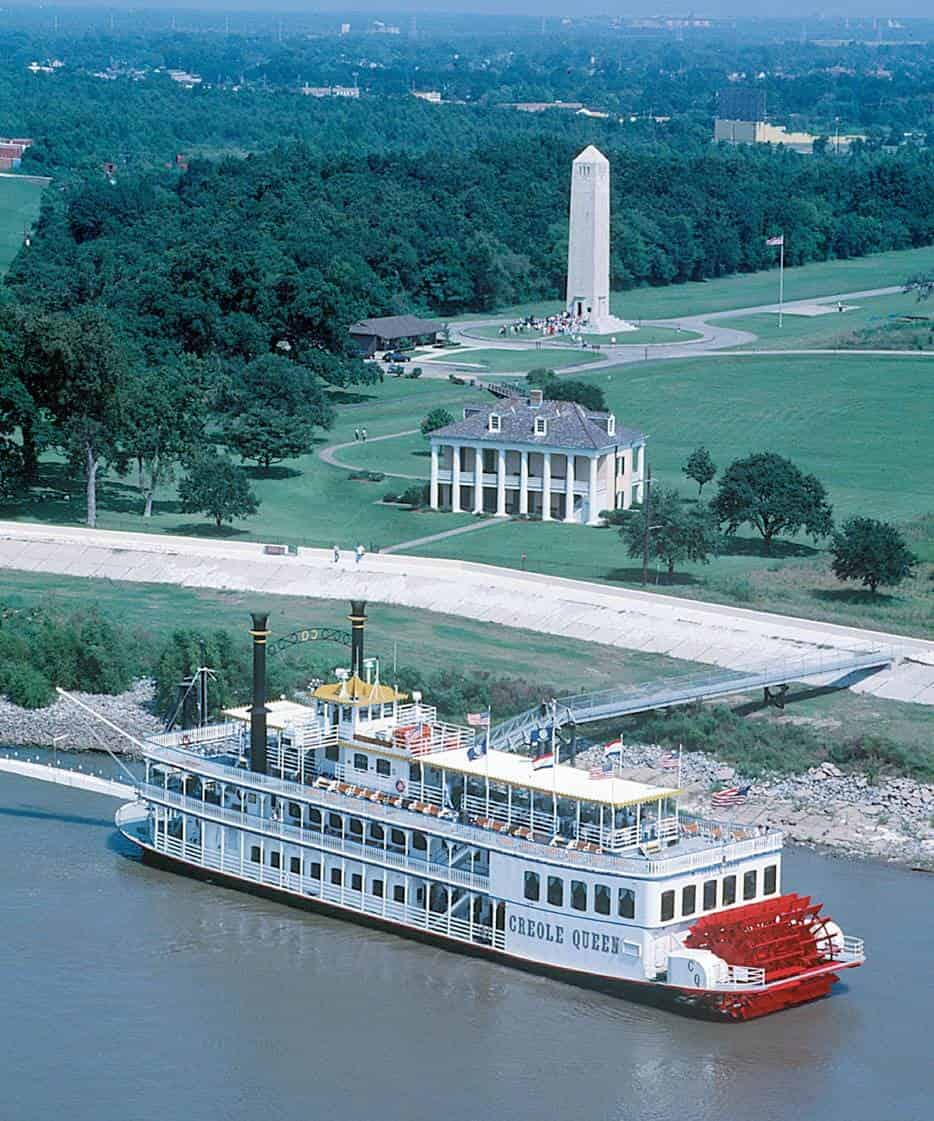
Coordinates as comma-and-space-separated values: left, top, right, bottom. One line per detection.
349, 818, 363, 837
288, 802, 301, 818
328, 813, 343, 832
250, 845, 260, 863
330, 868, 342, 886
308, 808, 322, 828
763, 865, 777, 895
703, 879, 717, 910
382, 703, 394, 717
310, 862, 321, 880
660, 890, 675, 922
682, 884, 696, 916
376, 759, 391, 776
547, 876, 564, 907
393, 884, 406, 904
290, 856, 301, 874
325, 744, 339, 762
373, 879, 384, 898
743, 870, 757, 900
571, 881, 587, 912
594, 884, 611, 915
351, 873, 362, 892
354, 753, 368, 772
410, 763, 423, 783
370, 823, 384, 842
270, 851, 281, 869
524, 871, 540, 901
390, 828, 406, 847
722, 875, 737, 905
618, 888, 635, 919
412, 831, 427, 851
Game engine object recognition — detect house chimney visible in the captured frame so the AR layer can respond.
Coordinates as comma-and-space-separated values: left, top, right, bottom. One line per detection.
529, 389, 543, 407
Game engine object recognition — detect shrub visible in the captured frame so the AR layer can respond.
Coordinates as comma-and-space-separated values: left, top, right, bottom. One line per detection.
1, 662, 53, 708
398, 482, 430, 507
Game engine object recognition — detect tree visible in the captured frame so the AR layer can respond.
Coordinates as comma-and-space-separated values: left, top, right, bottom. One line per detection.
122, 356, 208, 516
903, 273, 933, 301
712, 453, 833, 554
830, 517, 917, 594
682, 445, 716, 495
178, 450, 259, 528
527, 369, 606, 411
420, 407, 455, 436
222, 354, 334, 469
619, 487, 721, 577
42, 310, 132, 528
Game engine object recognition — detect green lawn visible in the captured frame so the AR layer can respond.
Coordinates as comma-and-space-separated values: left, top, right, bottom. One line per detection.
0, 377, 480, 552
0, 177, 45, 274
460, 245, 934, 324
398, 352, 934, 637
427, 346, 600, 373
726, 289, 933, 350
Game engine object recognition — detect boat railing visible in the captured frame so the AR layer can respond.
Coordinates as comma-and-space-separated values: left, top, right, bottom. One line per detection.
148, 723, 243, 751
837, 935, 865, 961
143, 784, 491, 891
721, 965, 766, 988
141, 744, 782, 876
151, 829, 505, 951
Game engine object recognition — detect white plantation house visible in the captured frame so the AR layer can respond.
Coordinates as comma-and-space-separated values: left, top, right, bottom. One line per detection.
429, 390, 646, 524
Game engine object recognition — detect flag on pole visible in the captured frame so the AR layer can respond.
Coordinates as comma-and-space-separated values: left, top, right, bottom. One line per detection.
466, 712, 490, 727
765, 235, 784, 246
467, 737, 487, 760
530, 726, 555, 769
657, 750, 680, 771
603, 738, 623, 760
589, 759, 614, 780
711, 785, 750, 809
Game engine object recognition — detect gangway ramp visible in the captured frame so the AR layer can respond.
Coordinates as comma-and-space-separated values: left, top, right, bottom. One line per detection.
489, 649, 895, 752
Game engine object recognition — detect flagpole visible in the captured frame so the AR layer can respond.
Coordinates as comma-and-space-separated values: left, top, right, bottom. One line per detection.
551, 698, 558, 837
778, 235, 784, 329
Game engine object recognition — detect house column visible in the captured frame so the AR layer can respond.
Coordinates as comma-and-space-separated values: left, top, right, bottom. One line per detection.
635, 444, 645, 504
430, 443, 439, 509
622, 448, 633, 510
451, 443, 461, 513
473, 447, 483, 514
587, 454, 600, 525
564, 454, 576, 523
542, 452, 552, 521
519, 451, 529, 515
496, 448, 507, 516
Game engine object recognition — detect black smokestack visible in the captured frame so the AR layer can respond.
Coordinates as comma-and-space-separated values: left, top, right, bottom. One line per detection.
250, 611, 270, 773
349, 600, 367, 678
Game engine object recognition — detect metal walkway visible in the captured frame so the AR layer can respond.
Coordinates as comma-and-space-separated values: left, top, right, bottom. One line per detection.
488, 649, 895, 752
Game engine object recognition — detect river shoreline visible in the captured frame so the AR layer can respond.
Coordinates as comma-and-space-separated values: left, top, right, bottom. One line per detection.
2, 684, 931, 869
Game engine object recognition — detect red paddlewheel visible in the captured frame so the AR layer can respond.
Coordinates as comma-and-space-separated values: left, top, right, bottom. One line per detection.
710, 973, 839, 1021
685, 893, 838, 983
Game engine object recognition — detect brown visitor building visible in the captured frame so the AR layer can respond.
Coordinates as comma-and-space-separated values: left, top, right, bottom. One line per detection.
348, 315, 443, 357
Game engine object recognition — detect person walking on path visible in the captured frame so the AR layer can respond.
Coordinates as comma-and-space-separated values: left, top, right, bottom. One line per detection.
355, 544, 365, 565
354, 428, 360, 442
332, 544, 340, 564
361, 428, 367, 442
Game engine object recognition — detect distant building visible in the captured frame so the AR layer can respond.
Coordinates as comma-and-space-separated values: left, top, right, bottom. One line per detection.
504, 101, 584, 113
429, 391, 646, 525
713, 87, 863, 154
411, 90, 442, 104
302, 84, 360, 99
167, 69, 202, 88
347, 315, 442, 357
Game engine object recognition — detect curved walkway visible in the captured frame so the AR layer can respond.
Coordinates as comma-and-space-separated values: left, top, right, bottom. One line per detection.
0, 522, 930, 706
319, 428, 422, 481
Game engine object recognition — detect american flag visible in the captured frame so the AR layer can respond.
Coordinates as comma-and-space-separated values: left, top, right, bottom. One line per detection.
765, 234, 784, 247
466, 712, 490, 727
589, 759, 614, 780
657, 751, 679, 771
711, 785, 750, 809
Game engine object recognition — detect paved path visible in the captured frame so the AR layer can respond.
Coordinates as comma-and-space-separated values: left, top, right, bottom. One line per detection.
0, 522, 930, 706
319, 429, 422, 481
381, 517, 503, 555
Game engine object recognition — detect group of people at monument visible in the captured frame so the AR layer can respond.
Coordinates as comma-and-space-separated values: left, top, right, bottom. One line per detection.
496, 310, 597, 340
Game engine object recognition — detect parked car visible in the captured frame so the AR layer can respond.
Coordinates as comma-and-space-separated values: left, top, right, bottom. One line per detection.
384, 351, 409, 363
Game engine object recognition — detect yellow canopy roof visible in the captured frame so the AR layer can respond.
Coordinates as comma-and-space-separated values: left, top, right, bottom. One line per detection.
313, 674, 407, 707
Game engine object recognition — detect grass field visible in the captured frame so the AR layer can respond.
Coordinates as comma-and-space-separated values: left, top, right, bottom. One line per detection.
425, 346, 600, 373
398, 352, 934, 637
0, 177, 45, 274
465, 245, 934, 324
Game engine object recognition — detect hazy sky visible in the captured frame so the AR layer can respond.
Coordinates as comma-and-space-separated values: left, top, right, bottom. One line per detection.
40, 2, 934, 20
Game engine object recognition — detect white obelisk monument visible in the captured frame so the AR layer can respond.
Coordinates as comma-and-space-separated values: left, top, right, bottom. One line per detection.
566, 145, 633, 333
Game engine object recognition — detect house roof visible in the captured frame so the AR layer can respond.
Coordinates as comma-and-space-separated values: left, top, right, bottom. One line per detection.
348, 315, 442, 340
430, 397, 644, 451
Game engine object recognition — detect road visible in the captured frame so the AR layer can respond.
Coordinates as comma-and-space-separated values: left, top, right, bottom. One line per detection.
0, 521, 931, 706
